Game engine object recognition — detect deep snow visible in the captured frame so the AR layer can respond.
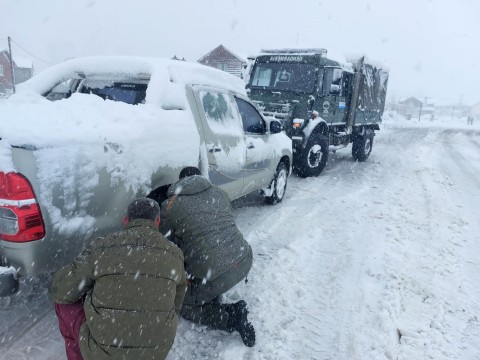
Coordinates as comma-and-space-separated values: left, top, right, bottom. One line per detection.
1, 112, 480, 359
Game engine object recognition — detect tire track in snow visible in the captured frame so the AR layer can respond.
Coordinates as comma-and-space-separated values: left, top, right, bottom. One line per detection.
356, 127, 480, 359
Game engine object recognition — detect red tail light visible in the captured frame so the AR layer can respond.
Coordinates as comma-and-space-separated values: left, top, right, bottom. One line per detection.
0, 172, 45, 242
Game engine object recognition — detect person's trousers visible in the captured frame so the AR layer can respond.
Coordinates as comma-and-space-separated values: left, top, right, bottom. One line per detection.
54, 302, 86, 360
181, 254, 253, 331
181, 296, 232, 331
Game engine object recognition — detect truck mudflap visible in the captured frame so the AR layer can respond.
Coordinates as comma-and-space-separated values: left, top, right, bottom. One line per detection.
0, 265, 19, 297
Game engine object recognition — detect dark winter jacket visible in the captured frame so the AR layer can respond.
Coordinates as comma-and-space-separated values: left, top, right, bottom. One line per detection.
50, 219, 186, 360
160, 175, 253, 286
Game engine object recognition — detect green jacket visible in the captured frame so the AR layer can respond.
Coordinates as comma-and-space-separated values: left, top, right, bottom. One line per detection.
50, 219, 186, 360
161, 176, 252, 283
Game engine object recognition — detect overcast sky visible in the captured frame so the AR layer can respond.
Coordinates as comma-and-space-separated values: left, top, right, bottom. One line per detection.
1, 0, 479, 105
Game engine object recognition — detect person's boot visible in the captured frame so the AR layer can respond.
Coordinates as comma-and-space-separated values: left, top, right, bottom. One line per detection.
226, 300, 255, 347
224, 300, 247, 316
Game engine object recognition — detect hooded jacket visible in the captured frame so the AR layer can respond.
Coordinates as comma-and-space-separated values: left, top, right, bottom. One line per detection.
161, 176, 252, 282
50, 219, 186, 360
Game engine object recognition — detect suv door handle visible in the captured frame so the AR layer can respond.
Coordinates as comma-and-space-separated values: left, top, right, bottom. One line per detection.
247, 143, 255, 149
209, 146, 222, 153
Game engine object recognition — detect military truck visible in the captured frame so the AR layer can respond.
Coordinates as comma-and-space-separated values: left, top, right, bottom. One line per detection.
246, 48, 389, 177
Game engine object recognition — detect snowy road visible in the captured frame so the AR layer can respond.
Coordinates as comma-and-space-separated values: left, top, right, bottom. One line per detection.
1, 115, 480, 359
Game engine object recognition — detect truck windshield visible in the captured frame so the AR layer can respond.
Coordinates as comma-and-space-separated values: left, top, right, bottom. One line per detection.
249, 63, 317, 93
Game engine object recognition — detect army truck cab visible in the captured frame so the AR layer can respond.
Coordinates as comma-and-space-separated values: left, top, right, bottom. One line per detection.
246, 48, 389, 177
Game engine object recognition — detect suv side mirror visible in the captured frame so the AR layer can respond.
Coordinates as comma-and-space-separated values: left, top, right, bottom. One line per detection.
270, 120, 283, 134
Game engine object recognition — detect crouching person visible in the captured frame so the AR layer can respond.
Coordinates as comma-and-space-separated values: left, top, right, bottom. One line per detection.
50, 197, 186, 360
161, 168, 255, 347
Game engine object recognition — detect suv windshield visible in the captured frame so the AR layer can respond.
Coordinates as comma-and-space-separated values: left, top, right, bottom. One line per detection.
249, 63, 317, 93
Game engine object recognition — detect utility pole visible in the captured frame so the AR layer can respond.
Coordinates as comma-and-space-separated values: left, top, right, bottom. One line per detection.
7, 36, 16, 94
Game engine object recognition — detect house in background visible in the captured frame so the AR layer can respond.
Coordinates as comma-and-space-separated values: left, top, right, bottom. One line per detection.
435, 100, 470, 118
171, 55, 186, 61
470, 101, 480, 119
0, 50, 34, 94
198, 45, 246, 78
399, 96, 423, 119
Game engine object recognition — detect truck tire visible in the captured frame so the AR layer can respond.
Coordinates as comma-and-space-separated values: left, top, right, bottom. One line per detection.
352, 130, 374, 162
294, 133, 329, 178
265, 161, 288, 205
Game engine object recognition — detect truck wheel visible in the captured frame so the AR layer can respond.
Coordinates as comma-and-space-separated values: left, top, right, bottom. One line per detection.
294, 133, 329, 178
0, 268, 19, 297
265, 161, 288, 205
352, 130, 374, 162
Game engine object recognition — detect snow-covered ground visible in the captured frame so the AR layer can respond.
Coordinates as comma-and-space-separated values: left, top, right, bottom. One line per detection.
1, 112, 480, 359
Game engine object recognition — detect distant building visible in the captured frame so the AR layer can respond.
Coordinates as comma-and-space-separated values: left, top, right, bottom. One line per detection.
470, 101, 480, 118
399, 97, 423, 119
435, 101, 470, 118
198, 45, 246, 78
0, 50, 34, 94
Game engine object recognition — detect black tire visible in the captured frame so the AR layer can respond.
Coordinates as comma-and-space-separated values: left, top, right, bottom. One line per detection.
148, 185, 169, 207
265, 161, 288, 205
352, 130, 374, 162
294, 133, 329, 178
0, 269, 19, 297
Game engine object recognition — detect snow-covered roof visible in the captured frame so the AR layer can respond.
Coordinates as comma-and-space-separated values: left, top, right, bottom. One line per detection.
255, 48, 387, 73
0, 49, 33, 68
14, 56, 33, 69
19, 56, 247, 96
198, 45, 247, 63
260, 48, 327, 56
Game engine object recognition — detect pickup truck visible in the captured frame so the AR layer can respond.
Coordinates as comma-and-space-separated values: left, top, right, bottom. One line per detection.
0, 56, 292, 296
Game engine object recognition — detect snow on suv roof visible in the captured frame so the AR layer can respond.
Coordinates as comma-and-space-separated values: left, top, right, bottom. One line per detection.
19, 56, 247, 97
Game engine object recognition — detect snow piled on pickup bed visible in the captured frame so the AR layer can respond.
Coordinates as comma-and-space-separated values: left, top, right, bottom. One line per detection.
1, 92, 200, 236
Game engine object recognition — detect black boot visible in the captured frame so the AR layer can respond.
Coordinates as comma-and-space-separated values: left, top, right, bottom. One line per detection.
226, 300, 256, 347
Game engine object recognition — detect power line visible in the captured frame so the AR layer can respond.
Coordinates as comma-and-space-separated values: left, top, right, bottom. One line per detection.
11, 39, 52, 65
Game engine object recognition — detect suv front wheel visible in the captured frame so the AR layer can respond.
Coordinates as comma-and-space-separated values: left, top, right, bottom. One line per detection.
265, 161, 288, 205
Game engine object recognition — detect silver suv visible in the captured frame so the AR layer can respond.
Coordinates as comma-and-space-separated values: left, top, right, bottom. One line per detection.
0, 57, 292, 295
